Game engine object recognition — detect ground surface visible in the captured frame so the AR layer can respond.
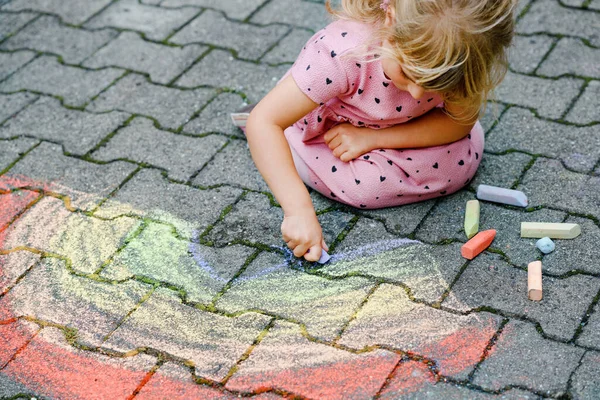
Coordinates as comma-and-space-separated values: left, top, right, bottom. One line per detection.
0, 0, 599, 399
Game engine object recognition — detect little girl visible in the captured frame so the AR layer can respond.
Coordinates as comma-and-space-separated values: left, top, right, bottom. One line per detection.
245, 0, 516, 261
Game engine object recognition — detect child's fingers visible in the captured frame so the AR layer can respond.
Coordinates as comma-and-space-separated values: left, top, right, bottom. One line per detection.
293, 243, 310, 258
327, 135, 343, 150
304, 243, 322, 262
321, 239, 329, 252
323, 129, 338, 144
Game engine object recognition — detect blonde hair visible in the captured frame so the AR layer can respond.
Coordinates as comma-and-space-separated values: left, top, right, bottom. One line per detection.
326, 0, 516, 121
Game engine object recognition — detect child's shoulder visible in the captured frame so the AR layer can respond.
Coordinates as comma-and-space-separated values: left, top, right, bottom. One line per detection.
310, 19, 375, 55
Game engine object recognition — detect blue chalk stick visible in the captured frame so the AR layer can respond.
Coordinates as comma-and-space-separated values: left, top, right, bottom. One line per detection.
536, 237, 555, 254
318, 249, 331, 264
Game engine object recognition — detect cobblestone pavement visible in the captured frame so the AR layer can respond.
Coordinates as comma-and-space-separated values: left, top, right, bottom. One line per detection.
0, 0, 599, 399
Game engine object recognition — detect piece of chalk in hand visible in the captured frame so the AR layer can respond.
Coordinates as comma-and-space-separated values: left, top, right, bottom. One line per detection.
536, 237, 555, 254
318, 249, 331, 264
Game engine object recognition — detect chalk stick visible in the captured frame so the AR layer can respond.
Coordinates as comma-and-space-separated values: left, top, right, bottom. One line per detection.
461, 229, 496, 260
464, 200, 480, 239
536, 237, 555, 254
318, 249, 331, 264
521, 222, 581, 239
528, 261, 543, 301
476, 184, 528, 207
230, 103, 256, 127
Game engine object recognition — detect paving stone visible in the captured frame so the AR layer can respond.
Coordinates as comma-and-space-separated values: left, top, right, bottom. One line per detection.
518, 158, 600, 220
175, 49, 289, 103
322, 218, 465, 303
0, 327, 156, 399
357, 200, 435, 236
0, 92, 36, 124
517, 0, 600, 46
160, 0, 266, 20
444, 252, 600, 341
88, 73, 215, 129
85, 0, 197, 41
0, 250, 40, 294
0, 12, 38, 42
91, 117, 227, 181
339, 284, 502, 380
0, 49, 35, 81
3, 197, 141, 274
0, 320, 38, 368
0, 96, 130, 156
0, 258, 151, 346
509, 34, 555, 74
94, 168, 242, 240
251, 0, 331, 32
183, 92, 247, 138
0, 189, 39, 228
309, 189, 338, 213
170, 10, 288, 60
566, 80, 600, 125
480, 102, 506, 134
227, 321, 400, 398
104, 287, 271, 381
591, 0, 600, 10
216, 252, 374, 340
0, 137, 37, 171
4, 142, 137, 211
514, 0, 532, 18
0, 55, 123, 108
3, 0, 113, 25
577, 301, 600, 348
560, 0, 586, 6
262, 28, 313, 64
0, 16, 118, 64
538, 38, 600, 79
83, 31, 207, 84
473, 320, 584, 395
494, 71, 584, 120
470, 152, 533, 190
543, 216, 600, 275
191, 139, 269, 192
137, 362, 239, 399
571, 351, 600, 399
101, 222, 254, 304
487, 107, 600, 173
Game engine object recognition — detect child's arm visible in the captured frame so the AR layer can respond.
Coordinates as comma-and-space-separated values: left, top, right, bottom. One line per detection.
246, 75, 328, 262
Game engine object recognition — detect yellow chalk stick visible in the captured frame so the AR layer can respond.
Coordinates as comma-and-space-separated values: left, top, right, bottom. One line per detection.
528, 261, 543, 301
521, 222, 581, 239
464, 200, 480, 239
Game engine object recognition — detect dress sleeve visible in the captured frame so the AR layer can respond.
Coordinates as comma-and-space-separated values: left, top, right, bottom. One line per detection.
291, 31, 350, 105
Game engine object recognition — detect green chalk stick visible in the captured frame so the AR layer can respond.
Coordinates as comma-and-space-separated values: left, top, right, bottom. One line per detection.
464, 200, 480, 239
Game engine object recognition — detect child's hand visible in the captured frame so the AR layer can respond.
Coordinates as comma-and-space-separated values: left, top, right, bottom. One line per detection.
281, 211, 329, 262
324, 123, 377, 162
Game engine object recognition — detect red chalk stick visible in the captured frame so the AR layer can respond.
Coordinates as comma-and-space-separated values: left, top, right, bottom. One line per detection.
461, 229, 496, 260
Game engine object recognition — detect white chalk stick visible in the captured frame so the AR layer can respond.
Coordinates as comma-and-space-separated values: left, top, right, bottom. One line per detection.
521, 222, 581, 239
528, 261, 543, 301
476, 184, 528, 207
464, 200, 480, 239
318, 249, 331, 264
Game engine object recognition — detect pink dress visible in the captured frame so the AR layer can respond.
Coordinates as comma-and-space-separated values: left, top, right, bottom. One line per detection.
283, 19, 484, 209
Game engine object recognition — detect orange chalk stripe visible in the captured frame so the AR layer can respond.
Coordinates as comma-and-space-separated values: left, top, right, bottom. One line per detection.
461, 229, 496, 260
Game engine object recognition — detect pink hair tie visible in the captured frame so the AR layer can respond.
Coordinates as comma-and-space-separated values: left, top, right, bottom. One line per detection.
380, 0, 390, 11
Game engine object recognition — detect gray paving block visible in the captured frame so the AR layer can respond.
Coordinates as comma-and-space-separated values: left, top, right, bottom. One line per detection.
182, 92, 247, 137
251, 0, 331, 32
470, 152, 533, 190
170, 10, 288, 60
473, 320, 585, 395
542, 216, 600, 275
0, 137, 37, 171
161, 0, 266, 20
480, 102, 506, 134
85, 0, 197, 41
560, 0, 586, 6
4, 141, 137, 210
509, 34, 555, 74
91, 117, 227, 181
566, 80, 600, 125
93, 168, 242, 240
357, 200, 435, 236
101, 223, 254, 304
0, 12, 37, 41
83, 31, 207, 84
571, 351, 600, 399
518, 158, 600, 220
487, 107, 600, 173
104, 287, 271, 381
0, 55, 124, 108
0, 49, 35, 81
415, 190, 476, 243
444, 252, 600, 341
339, 284, 503, 380
494, 71, 584, 120
3, 0, 113, 25
216, 251, 374, 340
0, 96, 130, 155
517, 0, 600, 46
591, 0, 600, 10
88, 73, 215, 129
175, 49, 289, 103
0, 91, 37, 124
515, 0, 532, 18
538, 38, 600, 79
0, 251, 40, 294
322, 218, 466, 302
262, 28, 312, 64
192, 139, 269, 192
0, 16, 118, 64
0, 257, 151, 347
